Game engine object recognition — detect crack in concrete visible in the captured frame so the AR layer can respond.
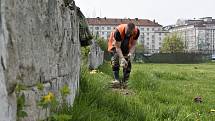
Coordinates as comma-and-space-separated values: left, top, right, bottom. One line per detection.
1, 56, 6, 70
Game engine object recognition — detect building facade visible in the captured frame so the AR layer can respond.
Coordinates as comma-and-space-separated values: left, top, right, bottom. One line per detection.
169, 17, 215, 53
87, 17, 168, 53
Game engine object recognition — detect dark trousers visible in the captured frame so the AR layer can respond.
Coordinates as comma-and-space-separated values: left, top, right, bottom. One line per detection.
111, 50, 131, 82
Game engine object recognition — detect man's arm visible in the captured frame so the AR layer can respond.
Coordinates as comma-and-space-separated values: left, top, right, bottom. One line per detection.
115, 41, 128, 67
114, 41, 124, 59
129, 40, 137, 55
114, 29, 124, 59
114, 29, 128, 67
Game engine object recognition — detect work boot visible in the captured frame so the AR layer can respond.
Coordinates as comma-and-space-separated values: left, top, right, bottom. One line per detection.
111, 79, 121, 88
122, 72, 129, 83
121, 78, 128, 89
111, 79, 120, 84
122, 72, 129, 89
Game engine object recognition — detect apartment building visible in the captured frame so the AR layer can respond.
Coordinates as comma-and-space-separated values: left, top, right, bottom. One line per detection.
169, 17, 215, 53
87, 17, 168, 53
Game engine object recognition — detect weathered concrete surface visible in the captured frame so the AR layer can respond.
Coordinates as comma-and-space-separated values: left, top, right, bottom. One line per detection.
0, 0, 82, 120
88, 40, 104, 69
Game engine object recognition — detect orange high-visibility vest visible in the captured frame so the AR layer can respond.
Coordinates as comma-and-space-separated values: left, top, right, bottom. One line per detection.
108, 24, 139, 52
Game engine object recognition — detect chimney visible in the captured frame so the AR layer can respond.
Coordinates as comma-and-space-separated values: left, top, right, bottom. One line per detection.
104, 17, 106, 20
153, 19, 156, 23
135, 18, 138, 21
97, 17, 100, 20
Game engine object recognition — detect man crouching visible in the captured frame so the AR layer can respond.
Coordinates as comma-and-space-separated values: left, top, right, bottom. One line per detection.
108, 22, 140, 85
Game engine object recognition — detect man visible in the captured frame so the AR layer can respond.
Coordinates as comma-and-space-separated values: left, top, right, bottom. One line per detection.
108, 22, 140, 84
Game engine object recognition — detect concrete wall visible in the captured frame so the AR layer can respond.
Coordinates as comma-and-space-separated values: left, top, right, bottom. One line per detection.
0, 0, 81, 120
88, 40, 104, 69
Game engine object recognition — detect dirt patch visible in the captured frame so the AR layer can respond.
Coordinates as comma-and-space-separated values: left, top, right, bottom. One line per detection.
110, 83, 134, 96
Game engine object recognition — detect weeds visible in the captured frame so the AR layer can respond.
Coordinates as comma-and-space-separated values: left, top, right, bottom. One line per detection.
70, 63, 215, 121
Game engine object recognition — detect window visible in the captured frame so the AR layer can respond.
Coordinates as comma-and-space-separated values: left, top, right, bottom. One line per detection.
90, 27, 93, 30
152, 28, 154, 31
159, 42, 162, 45
95, 27, 99, 30
102, 27, 105, 30
152, 35, 155, 39
147, 38, 149, 41
159, 33, 162, 36
147, 28, 149, 31
159, 37, 162, 41
147, 42, 149, 45
141, 28, 144, 31
152, 40, 155, 43
139, 39, 144, 44
107, 27, 111, 30
141, 34, 144, 39
102, 32, 105, 35
152, 45, 155, 49
147, 33, 149, 36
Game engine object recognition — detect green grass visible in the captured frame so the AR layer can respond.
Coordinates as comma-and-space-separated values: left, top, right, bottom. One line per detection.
69, 62, 215, 121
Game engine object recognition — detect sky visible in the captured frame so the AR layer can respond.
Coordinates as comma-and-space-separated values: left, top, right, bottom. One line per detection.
75, 0, 215, 26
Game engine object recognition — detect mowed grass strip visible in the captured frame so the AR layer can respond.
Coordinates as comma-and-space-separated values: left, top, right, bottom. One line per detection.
70, 63, 215, 121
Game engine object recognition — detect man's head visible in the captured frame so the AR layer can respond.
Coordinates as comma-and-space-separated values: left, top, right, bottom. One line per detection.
126, 22, 135, 37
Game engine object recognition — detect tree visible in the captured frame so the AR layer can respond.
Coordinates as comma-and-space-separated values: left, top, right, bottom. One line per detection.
161, 33, 184, 53
96, 37, 108, 51
135, 43, 144, 53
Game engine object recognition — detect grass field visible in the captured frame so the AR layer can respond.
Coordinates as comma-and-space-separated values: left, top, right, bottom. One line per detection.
70, 62, 215, 121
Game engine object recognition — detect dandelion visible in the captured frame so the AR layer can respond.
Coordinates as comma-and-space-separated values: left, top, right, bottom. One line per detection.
43, 92, 54, 103
90, 70, 97, 74
210, 109, 215, 112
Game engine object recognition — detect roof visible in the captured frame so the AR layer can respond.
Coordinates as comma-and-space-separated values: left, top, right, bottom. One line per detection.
194, 24, 206, 27
172, 21, 215, 29
86, 18, 162, 27
173, 17, 215, 29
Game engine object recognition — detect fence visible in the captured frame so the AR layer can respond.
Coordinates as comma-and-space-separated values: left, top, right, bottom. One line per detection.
134, 52, 212, 63
103, 49, 213, 63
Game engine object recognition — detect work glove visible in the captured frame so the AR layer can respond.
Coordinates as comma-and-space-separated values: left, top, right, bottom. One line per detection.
128, 53, 132, 56
120, 58, 128, 68
126, 53, 132, 61
127, 53, 132, 58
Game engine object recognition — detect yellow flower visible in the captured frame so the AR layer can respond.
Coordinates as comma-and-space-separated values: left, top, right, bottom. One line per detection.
90, 70, 97, 74
43, 92, 54, 103
210, 109, 215, 112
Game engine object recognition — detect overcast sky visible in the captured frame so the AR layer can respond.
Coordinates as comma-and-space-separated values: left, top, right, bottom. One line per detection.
75, 0, 215, 26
